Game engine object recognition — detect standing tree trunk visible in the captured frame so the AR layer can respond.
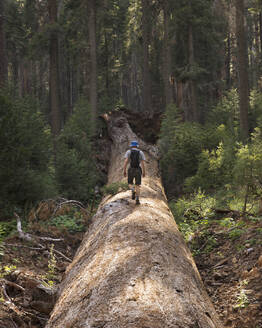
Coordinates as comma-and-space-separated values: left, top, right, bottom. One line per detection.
235, 0, 249, 141
260, 11, 262, 62
225, 32, 231, 89
162, 0, 173, 107
48, 0, 61, 140
88, 0, 97, 133
0, 0, 7, 87
141, 0, 152, 112
46, 112, 224, 328
188, 23, 198, 122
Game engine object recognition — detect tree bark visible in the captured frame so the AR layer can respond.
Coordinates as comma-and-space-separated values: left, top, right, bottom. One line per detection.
162, 0, 174, 107
46, 112, 224, 328
235, 0, 249, 141
0, 0, 7, 87
88, 0, 98, 133
48, 0, 61, 138
225, 32, 231, 89
188, 23, 198, 122
141, 0, 152, 112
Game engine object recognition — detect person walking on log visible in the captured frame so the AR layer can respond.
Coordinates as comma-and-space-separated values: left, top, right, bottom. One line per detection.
123, 141, 145, 205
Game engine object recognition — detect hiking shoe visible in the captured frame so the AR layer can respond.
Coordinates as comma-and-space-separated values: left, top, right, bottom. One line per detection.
132, 190, 136, 200
136, 198, 140, 205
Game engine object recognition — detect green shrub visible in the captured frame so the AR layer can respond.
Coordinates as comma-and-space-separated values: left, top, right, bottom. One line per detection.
229, 228, 245, 240
185, 124, 237, 192
101, 182, 129, 196
56, 98, 103, 203
48, 214, 85, 233
207, 88, 239, 136
170, 190, 216, 242
234, 129, 262, 186
0, 220, 17, 242
0, 91, 56, 216
159, 104, 208, 195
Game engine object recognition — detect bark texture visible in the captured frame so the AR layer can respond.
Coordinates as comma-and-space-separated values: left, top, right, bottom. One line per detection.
0, 0, 7, 86
235, 0, 249, 140
46, 112, 223, 328
162, 0, 174, 106
48, 0, 61, 137
88, 0, 97, 132
141, 0, 152, 112
188, 23, 198, 123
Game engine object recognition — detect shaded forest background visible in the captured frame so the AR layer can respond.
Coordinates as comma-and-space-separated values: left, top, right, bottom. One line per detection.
2, 0, 262, 215
1, 0, 262, 227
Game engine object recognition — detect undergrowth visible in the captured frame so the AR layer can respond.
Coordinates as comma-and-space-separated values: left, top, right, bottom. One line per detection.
101, 182, 129, 196
170, 189, 262, 255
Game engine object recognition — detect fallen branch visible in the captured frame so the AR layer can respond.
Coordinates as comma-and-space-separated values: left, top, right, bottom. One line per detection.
0, 278, 25, 292
52, 199, 89, 217
0, 281, 24, 316
14, 213, 72, 263
3, 243, 44, 251
10, 317, 19, 328
52, 248, 72, 263
15, 213, 33, 242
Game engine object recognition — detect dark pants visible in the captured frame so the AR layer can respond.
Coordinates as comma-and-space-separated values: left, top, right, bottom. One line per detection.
128, 167, 142, 185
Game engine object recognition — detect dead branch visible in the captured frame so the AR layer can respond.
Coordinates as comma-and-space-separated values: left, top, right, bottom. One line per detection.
3, 243, 44, 251
14, 213, 72, 263
15, 213, 33, 242
10, 317, 19, 328
0, 278, 25, 292
38, 236, 64, 242
0, 281, 24, 316
15, 212, 63, 242
52, 199, 89, 217
52, 248, 72, 263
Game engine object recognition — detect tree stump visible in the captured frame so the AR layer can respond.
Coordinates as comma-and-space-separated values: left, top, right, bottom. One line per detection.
46, 112, 223, 328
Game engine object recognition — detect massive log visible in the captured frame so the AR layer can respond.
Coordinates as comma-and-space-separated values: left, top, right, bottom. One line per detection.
46, 112, 223, 328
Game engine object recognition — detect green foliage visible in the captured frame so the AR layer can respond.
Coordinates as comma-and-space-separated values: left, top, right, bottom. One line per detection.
208, 89, 239, 134
185, 137, 236, 191
249, 89, 262, 130
0, 265, 17, 278
233, 128, 262, 195
0, 91, 56, 216
0, 220, 17, 242
56, 98, 102, 203
234, 280, 250, 309
46, 244, 57, 284
228, 228, 245, 240
219, 217, 235, 228
159, 104, 207, 195
101, 182, 129, 196
170, 190, 216, 242
48, 214, 85, 233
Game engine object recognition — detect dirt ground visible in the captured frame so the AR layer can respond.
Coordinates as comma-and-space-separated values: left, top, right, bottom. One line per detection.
193, 215, 262, 328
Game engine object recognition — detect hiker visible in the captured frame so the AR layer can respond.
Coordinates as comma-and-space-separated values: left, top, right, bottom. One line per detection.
123, 141, 146, 205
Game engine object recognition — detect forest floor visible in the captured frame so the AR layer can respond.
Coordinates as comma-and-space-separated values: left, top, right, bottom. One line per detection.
0, 203, 262, 327
192, 214, 262, 328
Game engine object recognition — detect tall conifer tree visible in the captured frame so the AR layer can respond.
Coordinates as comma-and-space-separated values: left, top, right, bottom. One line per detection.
235, 0, 249, 140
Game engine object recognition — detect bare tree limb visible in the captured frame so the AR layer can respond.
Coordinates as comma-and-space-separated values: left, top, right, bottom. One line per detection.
0, 278, 25, 292
14, 213, 71, 262
52, 199, 89, 217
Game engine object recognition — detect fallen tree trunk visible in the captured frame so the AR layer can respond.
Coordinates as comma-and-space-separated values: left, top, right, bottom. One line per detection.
46, 111, 223, 328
